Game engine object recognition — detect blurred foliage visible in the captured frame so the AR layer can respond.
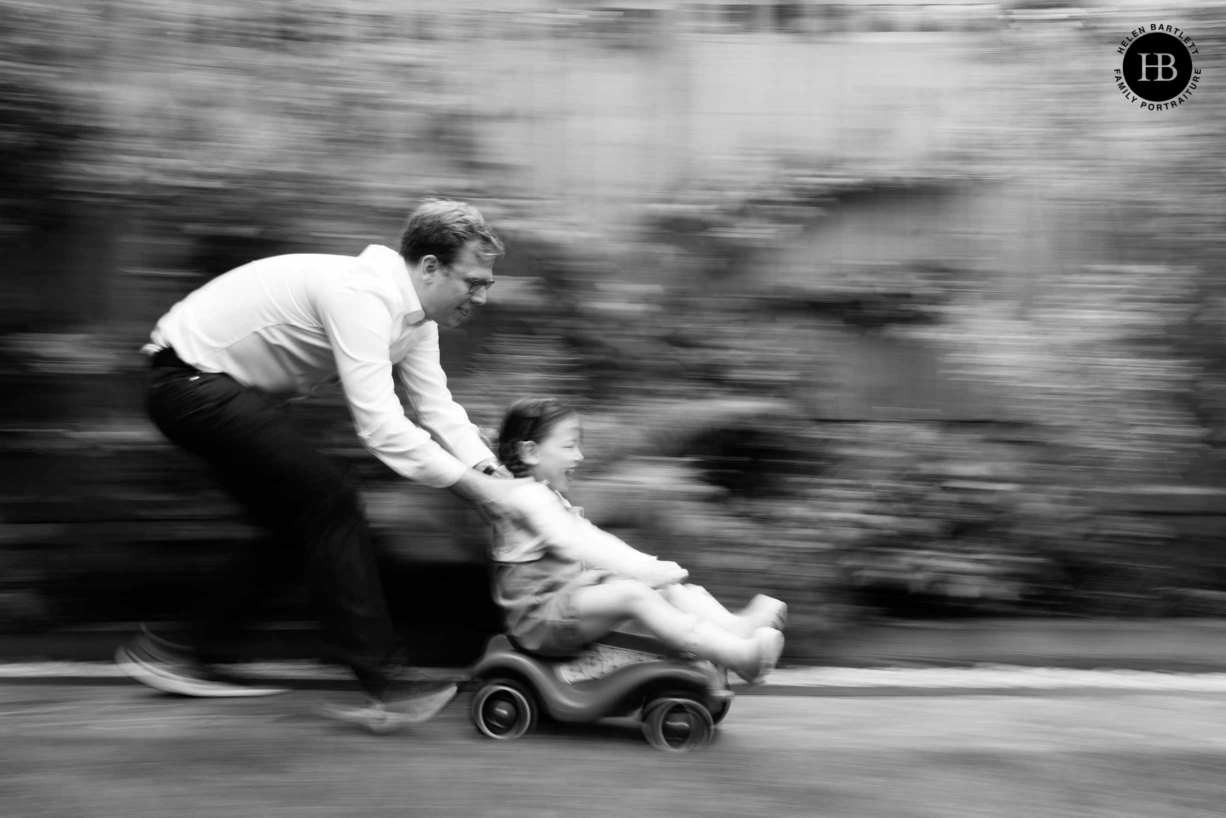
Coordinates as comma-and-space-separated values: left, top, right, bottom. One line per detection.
3, 1, 1226, 642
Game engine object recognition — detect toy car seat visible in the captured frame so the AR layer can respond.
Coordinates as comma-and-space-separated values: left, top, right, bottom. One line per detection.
468, 630, 733, 751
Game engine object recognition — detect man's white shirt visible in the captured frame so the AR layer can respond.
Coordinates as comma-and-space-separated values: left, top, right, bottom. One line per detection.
146, 244, 492, 488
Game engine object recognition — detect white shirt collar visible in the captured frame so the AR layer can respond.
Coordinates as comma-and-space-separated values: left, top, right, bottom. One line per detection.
357, 244, 426, 324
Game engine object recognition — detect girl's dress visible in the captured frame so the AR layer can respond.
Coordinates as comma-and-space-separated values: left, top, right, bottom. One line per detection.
490, 480, 668, 656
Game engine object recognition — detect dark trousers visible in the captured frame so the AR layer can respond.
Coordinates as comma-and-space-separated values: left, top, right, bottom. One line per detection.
146, 349, 406, 698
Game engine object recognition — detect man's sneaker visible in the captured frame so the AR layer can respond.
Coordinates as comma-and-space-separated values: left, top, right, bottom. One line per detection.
114, 626, 288, 698
318, 683, 458, 735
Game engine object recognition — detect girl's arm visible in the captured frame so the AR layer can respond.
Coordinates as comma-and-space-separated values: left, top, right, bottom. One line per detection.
519, 485, 688, 587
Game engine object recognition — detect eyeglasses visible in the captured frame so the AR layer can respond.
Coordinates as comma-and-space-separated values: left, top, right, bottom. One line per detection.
447, 264, 495, 295
463, 276, 495, 295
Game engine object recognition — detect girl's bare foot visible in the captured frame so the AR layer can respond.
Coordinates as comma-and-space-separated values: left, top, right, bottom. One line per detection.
732, 627, 784, 685
737, 595, 788, 632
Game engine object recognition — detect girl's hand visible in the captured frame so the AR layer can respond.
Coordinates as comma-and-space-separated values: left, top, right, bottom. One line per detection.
645, 561, 689, 588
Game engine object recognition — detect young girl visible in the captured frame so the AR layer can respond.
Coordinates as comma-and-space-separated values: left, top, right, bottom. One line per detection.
489, 397, 786, 685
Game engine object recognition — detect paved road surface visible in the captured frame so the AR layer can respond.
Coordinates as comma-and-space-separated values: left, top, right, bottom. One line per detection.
3, 673, 1226, 818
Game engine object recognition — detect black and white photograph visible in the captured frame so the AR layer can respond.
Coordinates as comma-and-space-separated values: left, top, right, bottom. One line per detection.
2, 1, 1225, 816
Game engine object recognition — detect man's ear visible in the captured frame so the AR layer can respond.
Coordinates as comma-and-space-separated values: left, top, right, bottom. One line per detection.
420, 255, 440, 282
517, 440, 540, 465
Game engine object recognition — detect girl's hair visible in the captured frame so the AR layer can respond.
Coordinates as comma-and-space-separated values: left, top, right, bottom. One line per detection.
497, 397, 577, 477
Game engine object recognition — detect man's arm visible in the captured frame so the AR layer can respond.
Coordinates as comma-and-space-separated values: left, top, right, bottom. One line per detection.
473, 458, 514, 479
394, 324, 496, 471
448, 469, 534, 514
317, 285, 471, 488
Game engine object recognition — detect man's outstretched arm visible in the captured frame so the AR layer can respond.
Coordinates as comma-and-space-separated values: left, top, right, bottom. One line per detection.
319, 284, 472, 488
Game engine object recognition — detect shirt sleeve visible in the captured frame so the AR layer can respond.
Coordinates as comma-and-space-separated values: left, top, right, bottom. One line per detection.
516, 484, 664, 579
393, 322, 496, 468
317, 284, 469, 488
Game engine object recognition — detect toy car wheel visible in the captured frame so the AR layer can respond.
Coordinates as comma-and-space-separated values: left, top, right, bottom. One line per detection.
641, 696, 715, 752
472, 679, 537, 741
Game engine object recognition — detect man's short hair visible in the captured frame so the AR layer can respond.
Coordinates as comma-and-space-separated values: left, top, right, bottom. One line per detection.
399, 198, 505, 266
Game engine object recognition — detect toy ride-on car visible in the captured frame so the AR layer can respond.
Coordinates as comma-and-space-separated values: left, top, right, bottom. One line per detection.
468, 630, 733, 751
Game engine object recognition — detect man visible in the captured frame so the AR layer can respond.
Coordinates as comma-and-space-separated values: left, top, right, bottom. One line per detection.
116, 198, 520, 732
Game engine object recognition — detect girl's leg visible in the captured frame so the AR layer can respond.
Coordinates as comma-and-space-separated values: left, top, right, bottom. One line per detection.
658, 585, 787, 637
737, 594, 789, 632
571, 580, 783, 684
657, 584, 763, 638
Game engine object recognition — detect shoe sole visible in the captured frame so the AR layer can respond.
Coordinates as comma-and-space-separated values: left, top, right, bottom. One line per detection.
318, 684, 458, 734
114, 646, 288, 698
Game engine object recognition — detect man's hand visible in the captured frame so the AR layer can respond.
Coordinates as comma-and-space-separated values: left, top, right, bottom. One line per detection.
448, 469, 532, 522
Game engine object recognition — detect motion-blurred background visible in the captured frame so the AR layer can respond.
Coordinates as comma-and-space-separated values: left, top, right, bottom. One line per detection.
3, 0, 1225, 663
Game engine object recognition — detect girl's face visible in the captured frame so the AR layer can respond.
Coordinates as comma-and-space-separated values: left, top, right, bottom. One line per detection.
525, 414, 584, 492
